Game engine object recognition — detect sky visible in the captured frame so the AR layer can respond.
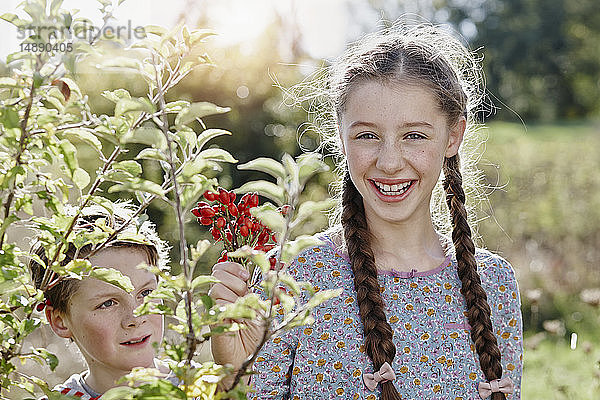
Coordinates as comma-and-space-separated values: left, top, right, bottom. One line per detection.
0, 0, 353, 60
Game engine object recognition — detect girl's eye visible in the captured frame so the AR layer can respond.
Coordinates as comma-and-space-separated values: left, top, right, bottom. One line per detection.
141, 288, 154, 297
406, 132, 425, 140
98, 299, 115, 309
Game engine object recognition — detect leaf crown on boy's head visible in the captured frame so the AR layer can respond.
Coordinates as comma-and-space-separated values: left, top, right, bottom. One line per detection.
29, 201, 170, 314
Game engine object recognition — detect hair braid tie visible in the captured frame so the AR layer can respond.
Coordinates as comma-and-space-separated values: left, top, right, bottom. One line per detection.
443, 155, 506, 400
341, 172, 402, 400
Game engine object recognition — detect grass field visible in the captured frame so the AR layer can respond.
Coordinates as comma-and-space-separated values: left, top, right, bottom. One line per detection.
483, 120, 600, 399
522, 334, 600, 399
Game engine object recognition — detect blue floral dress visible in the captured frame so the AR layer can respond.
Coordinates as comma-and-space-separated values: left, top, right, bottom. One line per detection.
250, 236, 523, 400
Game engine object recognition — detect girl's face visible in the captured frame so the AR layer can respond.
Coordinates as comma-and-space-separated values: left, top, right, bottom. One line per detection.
48, 247, 163, 386
339, 80, 464, 228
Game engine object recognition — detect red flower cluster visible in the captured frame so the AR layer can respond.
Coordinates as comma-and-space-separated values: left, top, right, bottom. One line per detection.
192, 188, 277, 263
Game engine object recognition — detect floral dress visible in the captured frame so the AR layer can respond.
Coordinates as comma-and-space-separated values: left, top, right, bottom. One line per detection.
250, 237, 523, 400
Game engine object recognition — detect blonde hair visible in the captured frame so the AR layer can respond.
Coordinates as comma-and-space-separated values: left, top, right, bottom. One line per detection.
29, 202, 169, 313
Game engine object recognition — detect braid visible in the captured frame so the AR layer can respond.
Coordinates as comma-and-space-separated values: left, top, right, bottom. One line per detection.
443, 155, 506, 400
341, 172, 402, 400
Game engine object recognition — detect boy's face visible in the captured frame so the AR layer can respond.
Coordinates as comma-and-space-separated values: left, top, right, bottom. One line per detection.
52, 246, 163, 379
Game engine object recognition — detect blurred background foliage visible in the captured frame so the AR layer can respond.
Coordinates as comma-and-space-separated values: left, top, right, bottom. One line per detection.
3, 0, 599, 397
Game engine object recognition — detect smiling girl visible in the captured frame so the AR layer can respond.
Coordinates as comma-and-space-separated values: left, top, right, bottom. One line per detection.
30, 204, 171, 399
210, 23, 523, 399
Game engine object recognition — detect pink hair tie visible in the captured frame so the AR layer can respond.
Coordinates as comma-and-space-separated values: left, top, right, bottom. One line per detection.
478, 377, 514, 399
363, 362, 396, 391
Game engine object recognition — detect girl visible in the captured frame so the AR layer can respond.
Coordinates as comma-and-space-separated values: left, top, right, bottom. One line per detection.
30, 203, 172, 399
210, 23, 523, 399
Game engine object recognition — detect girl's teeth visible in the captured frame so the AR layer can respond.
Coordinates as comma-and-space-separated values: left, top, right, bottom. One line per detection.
374, 181, 411, 195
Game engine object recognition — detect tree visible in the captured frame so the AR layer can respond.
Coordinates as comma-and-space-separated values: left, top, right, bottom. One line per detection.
0, 1, 337, 398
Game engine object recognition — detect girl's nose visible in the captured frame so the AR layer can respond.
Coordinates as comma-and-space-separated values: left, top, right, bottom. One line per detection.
375, 142, 406, 174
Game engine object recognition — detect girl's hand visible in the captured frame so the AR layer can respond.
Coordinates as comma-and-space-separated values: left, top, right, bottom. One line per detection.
208, 262, 264, 380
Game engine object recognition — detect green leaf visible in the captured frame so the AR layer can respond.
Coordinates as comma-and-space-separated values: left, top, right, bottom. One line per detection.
89, 267, 134, 292
199, 148, 237, 164
115, 97, 155, 117
122, 126, 166, 149
108, 178, 165, 198
298, 153, 329, 186
189, 29, 216, 44
175, 102, 230, 126
191, 275, 219, 290
33, 72, 43, 88
143, 24, 168, 37
305, 288, 342, 309
291, 199, 336, 231
282, 236, 323, 264
64, 128, 102, 154
190, 239, 211, 262
181, 157, 209, 177
32, 348, 59, 371
0, 13, 29, 28
250, 204, 285, 233
176, 126, 197, 151
70, 226, 110, 251
135, 147, 167, 162
72, 167, 90, 189
235, 180, 285, 206
89, 196, 115, 215
228, 246, 270, 274
101, 88, 131, 103
282, 153, 299, 182
0, 77, 18, 87
113, 160, 142, 177
164, 100, 190, 113
0, 107, 20, 129
200, 294, 215, 310
102, 386, 136, 400
51, 259, 92, 279
238, 157, 286, 181
58, 139, 78, 174
197, 128, 232, 151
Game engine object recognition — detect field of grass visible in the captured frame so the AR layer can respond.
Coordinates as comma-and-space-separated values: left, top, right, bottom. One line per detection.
523, 334, 600, 399
481, 120, 600, 399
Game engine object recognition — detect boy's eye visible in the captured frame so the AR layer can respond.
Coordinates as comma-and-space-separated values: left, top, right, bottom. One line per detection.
141, 288, 154, 297
98, 299, 115, 309
357, 132, 377, 140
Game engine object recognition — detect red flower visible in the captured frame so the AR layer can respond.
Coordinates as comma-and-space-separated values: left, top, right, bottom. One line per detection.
199, 207, 216, 218
203, 191, 217, 201
211, 227, 221, 240
194, 188, 277, 264
219, 188, 230, 204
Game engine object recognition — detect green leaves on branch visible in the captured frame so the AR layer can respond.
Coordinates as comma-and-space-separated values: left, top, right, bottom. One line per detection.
236, 181, 285, 206
58, 139, 90, 190
89, 267, 135, 293
175, 102, 230, 127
